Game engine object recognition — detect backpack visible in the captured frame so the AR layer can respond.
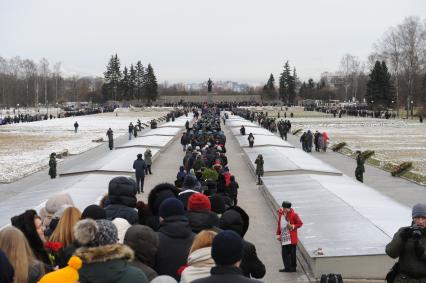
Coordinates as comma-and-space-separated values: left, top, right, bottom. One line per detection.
320, 274, 343, 283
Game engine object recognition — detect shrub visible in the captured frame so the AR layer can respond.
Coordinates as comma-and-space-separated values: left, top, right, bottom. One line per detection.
331, 142, 347, 152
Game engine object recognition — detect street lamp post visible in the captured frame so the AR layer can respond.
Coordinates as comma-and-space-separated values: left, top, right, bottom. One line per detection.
17, 104, 19, 116
411, 100, 414, 119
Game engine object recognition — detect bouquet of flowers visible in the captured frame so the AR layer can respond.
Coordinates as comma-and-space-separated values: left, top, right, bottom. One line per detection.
391, 162, 413, 177
44, 241, 63, 266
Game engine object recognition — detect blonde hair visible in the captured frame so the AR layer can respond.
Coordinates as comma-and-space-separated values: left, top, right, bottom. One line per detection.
49, 207, 81, 247
189, 230, 217, 254
0, 226, 43, 283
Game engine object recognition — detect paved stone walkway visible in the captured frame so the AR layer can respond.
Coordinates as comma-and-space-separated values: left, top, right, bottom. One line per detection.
221, 122, 310, 283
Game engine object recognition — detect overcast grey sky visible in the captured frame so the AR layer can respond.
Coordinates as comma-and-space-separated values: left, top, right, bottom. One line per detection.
1, 0, 425, 84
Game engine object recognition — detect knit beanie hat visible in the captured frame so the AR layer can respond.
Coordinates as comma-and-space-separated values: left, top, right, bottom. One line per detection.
74, 219, 118, 246
81, 205, 106, 220
412, 203, 426, 218
159, 198, 185, 219
282, 201, 292, 209
183, 175, 201, 192
112, 218, 131, 244
188, 193, 211, 211
211, 230, 243, 266
209, 195, 226, 214
38, 256, 82, 283
95, 219, 119, 246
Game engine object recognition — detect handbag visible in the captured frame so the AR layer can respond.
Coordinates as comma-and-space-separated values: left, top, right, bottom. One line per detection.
385, 262, 400, 283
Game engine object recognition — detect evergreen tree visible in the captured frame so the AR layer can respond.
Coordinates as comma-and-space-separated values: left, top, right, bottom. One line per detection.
129, 64, 136, 100
287, 67, 297, 104
366, 61, 394, 109
261, 74, 276, 100
279, 61, 291, 103
143, 64, 158, 103
103, 54, 122, 101
135, 61, 144, 101
120, 66, 130, 100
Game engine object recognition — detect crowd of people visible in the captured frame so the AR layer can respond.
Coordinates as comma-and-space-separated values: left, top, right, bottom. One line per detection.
0, 106, 270, 283
0, 107, 114, 126
1, 104, 424, 283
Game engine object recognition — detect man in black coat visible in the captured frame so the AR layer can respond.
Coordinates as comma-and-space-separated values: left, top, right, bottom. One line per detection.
192, 230, 263, 283
106, 128, 114, 150
104, 177, 139, 224
219, 206, 266, 279
133, 154, 146, 193
155, 198, 195, 281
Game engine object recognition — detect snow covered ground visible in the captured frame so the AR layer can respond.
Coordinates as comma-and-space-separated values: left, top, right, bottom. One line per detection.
242, 106, 426, 177
289, 117, 426, 176
0, 111, 168, 183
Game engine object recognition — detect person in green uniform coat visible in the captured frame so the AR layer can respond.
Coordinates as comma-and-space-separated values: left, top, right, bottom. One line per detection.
255, 154, 264, 185
385, 203, 426, 283
355, 150, 365, 183
49, 152, 57, 179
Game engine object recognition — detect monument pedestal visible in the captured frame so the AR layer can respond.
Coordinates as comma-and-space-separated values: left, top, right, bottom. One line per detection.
207, 92, 215, 104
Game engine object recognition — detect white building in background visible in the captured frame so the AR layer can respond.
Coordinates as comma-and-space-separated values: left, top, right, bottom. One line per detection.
320, 72, 345, 89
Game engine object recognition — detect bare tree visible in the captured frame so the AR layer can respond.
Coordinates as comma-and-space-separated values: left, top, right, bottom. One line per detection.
53, 62, 61, 103
39, 58, 50, 105
21, 59, 37, 106
397, 16, 426, 117
339, 54, 361, 101
0, 57, 8, 106
375, 27, 403, 116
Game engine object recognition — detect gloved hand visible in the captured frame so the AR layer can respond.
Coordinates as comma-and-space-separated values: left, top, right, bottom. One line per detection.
400, 227, 413, 241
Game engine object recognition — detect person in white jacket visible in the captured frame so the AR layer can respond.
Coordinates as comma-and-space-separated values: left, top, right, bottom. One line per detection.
180, 230, 217, 283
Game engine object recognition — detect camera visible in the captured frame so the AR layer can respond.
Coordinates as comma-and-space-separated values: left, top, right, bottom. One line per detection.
411, 224, 423, 239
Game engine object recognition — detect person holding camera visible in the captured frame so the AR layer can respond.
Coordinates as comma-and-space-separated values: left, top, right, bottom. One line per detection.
385, 203, 426, 282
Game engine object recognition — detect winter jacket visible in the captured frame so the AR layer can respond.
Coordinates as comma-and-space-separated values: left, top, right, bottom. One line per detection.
177, 166, 187, 181
105, 177, 138, 224
181, 247, 215, 283
254, 157, 264, 176
75, 244, 149, 283
144, 150, 153, 166
155, 215, 195, 281
385, 226, 426, 280
28, 260, 45, 283
193, 158, 205, 172
227, 181, 239, 197
181, 135, 189, 145
133, 158, 147, 177
276, 208, 303, 245
219, 207, 265, 279
192, 266, 263, 283
124, 225, 159, 282
186, 210, 219, 234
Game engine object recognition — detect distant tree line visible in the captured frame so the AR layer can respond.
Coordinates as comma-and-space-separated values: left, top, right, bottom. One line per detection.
0, 56, 105, 107
260, 16, 426, 114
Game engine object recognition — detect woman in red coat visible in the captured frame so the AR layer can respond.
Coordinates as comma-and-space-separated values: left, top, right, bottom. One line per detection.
276, 201, 303, 272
